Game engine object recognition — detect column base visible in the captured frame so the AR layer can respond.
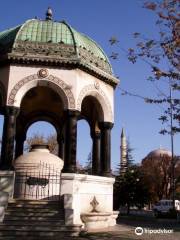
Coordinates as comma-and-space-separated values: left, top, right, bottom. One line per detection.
0, 164, 14, 171
62, 166, 77, 173
100, 171, 112, 177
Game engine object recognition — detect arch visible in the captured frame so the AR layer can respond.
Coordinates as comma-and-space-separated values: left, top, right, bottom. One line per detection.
26, 120, 57, 138
25, 120, 58, 153
7, 74, 75, 109
77, 84, 113, 122
23, 113, 62, 138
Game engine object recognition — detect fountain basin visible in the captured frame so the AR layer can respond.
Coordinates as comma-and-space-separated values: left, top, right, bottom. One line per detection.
81, 212, 118, 230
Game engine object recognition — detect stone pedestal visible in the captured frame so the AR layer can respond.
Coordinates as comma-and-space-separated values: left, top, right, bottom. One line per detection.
13, 145, 63, 200
60, 173, 116, 229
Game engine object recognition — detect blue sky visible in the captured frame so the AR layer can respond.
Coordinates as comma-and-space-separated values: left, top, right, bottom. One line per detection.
0, 0, 179, 169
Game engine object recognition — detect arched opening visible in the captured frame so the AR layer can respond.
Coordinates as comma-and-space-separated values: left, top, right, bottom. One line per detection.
77, 87, 113, 122
81, 95, 104, 126
25, 121, 58, 154
77, 119, 92, 173
77, 95, 103, 175
20, 86, 64, 119
11, 77, 72, 109
14, 121, 63, 200
14, 86, 65, 160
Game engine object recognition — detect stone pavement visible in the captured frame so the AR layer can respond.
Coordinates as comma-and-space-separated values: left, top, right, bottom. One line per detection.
75, 224, 180, 240
71, 215, 180, 240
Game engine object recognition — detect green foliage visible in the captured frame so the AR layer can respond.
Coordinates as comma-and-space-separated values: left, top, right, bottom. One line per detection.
83, 151, 92, 174
114, 165, 151, 212
25, 133, 58, 154
126, 139, 134, 167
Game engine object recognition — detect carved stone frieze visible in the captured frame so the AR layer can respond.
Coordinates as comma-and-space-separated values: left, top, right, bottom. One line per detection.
11, 41, 112, 76
78, 47, 112, 74
13, 41, 76, 58
77, 84, 113, 122
8, 74, 75, 109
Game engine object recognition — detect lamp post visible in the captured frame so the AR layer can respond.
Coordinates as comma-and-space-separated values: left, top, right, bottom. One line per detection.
169, 80, 175, 210
153, 67, 176, 208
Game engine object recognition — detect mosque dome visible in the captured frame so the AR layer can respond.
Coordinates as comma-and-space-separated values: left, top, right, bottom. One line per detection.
146, 148, 172, 159
0, 10, 117, 86
142, 148, 172, 165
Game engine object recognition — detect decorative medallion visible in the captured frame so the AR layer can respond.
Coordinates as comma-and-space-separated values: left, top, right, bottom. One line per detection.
94, 81, 100, 90
38, 69, 49, 78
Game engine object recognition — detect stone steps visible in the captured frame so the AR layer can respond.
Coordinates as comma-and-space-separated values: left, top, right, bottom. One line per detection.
8, 199, 62, 207
0, 219, 65, 225
0, 199, 81, 239
0, 237, 74, 240
0, 225, 81, 232
3, 216, 65, 221
6, 207, 60, 214
7, 204, 61, 208
0, 229, 80, 238
5, 211, 64, 217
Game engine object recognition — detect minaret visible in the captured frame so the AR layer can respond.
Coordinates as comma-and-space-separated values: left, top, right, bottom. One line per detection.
120, 128, 127, 174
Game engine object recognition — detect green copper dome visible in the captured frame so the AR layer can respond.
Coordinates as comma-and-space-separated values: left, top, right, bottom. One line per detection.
0, 18, 118, 86
15, 19, 107, 61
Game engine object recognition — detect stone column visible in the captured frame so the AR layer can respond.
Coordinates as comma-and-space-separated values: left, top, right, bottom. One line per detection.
0, 106, 19, 169
15, 133, 26, 159
99, 122, 113, 177
62, 110, 79, 173
57, 135, 64, 160
91, 131, 101, 175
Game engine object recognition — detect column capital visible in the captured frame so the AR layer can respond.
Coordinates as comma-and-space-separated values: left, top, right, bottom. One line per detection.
99, 122, 114, 130
91, 131, 101, 139
4, 106, 20, 116
64, 109, 80, 118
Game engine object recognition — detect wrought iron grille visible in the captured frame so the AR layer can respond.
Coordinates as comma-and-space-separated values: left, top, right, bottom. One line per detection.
14, 162, 61, 200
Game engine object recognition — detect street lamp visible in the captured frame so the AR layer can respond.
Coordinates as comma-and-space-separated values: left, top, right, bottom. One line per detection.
169, 80, 175, 210
153, 67, 175, 208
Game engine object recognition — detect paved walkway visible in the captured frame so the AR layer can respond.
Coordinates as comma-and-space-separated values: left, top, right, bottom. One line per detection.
76, 224, 180, 240
72, 216, 180, 240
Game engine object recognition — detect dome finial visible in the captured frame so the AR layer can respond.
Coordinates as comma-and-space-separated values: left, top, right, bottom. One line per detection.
46, 7, 53, 20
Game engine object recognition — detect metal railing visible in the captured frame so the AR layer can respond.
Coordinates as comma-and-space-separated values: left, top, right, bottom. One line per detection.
14, 162, 61, 200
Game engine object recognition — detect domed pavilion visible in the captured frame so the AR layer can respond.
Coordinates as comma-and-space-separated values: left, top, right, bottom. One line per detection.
0, 8, 119, 232
0, 8, 118, 173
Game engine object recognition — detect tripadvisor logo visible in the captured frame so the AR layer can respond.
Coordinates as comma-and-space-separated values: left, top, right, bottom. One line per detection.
135, 227, 143, 236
